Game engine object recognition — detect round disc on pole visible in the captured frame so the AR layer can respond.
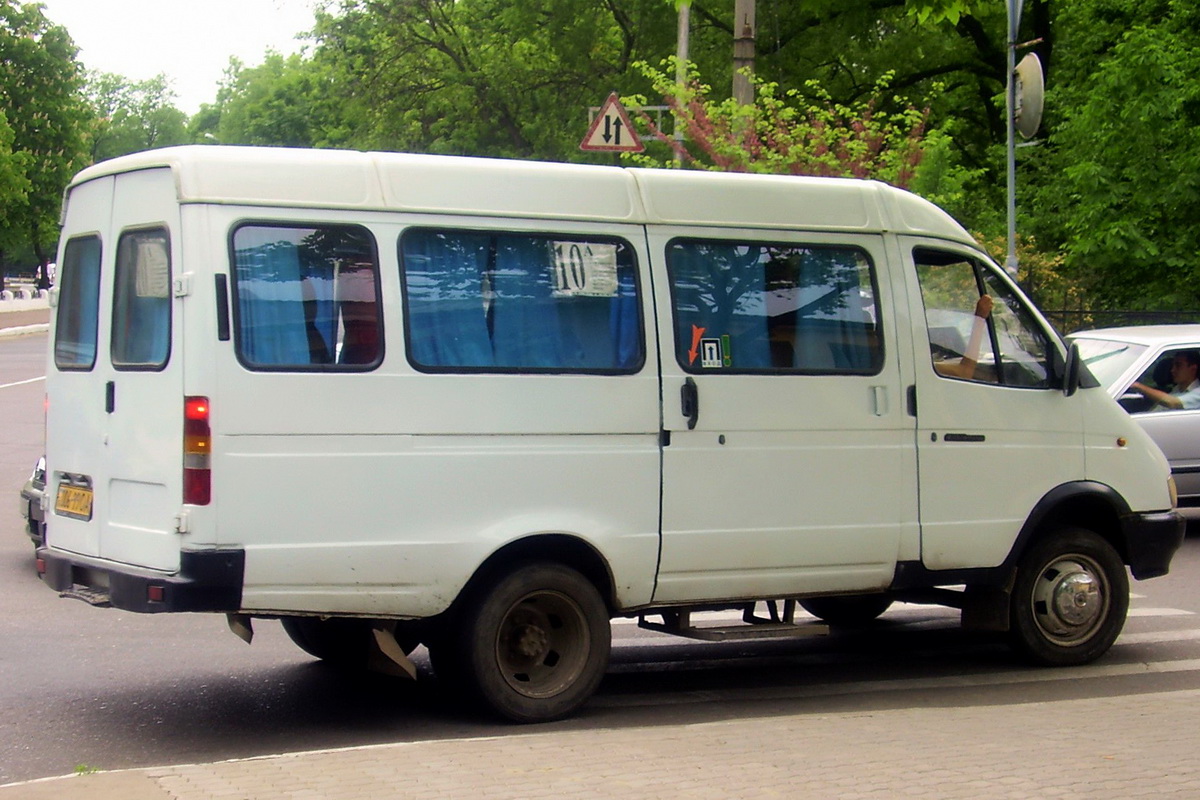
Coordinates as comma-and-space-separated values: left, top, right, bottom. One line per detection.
1014, 53, 1044, 139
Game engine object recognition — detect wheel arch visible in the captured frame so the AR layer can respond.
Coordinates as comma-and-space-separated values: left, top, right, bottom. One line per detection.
1011, 481, 1131, 567
457, 533, 618, 617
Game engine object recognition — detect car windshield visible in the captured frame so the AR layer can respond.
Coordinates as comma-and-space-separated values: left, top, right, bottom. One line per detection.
1073, 337, 1148, 389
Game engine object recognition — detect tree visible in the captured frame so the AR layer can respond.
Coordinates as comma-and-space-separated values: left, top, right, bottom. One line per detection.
195, 53, 339, 148
627, 60, 931, 188
0, 1, 90, 288
311, 0, 678, 158
86, 72, 189, 162
1025, 0, 1200, 310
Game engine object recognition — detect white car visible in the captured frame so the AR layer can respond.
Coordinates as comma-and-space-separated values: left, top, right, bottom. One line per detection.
19, 456, 45, 547
1070, 325, 1200, 509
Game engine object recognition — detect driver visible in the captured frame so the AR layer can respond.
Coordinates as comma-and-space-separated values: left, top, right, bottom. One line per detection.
1131, 350, 1200, 411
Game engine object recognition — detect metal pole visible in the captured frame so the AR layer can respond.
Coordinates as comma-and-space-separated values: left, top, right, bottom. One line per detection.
733, 0, 756, 105
676, 3, 690, 161
1005, 0, 1022, 277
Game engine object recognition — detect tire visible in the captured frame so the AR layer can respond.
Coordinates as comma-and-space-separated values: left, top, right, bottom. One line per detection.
799, 594, 893, 626
455, 563, 611, 723
280, 616, 375, 669
1008, 528, 1129, 666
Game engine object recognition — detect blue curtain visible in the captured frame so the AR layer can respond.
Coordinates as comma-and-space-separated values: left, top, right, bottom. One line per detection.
490, 239, 568, 368
610, 268, 640, 370
401, 231, 494, 368
402, 231, 642, 372
236, 242, 312, 366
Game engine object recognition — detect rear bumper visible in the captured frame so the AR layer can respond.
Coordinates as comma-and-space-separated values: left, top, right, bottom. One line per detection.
1121, 510, 1186, 580
37, 548, 245, 613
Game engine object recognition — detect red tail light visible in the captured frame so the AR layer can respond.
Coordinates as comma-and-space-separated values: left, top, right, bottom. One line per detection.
184, 396, 211, 505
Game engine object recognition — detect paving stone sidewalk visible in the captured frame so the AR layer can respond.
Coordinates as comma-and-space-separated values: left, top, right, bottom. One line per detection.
2, 689, 1197, 800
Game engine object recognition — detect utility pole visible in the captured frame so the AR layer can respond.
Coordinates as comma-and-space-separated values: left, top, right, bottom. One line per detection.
1005, 0, 1022, 277
676, 2, 690, 161
732, 0, 756, 105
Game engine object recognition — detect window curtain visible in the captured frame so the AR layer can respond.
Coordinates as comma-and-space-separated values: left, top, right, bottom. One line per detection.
401, 231, 494, 367
610, 267, 640, 370
237, 241, 311, 366
490, 239, 568, 368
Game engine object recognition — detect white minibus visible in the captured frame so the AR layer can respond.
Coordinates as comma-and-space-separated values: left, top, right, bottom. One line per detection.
38, 145, 1184, 722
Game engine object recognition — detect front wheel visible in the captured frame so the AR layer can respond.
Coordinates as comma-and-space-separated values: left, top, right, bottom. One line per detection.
456, 563, 611, 723
1009, 528, 1129, 666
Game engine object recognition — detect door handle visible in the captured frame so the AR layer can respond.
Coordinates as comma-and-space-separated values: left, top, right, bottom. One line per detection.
943, 433, 985, 443
105, 381, 115, 414
680, 378, 699, 430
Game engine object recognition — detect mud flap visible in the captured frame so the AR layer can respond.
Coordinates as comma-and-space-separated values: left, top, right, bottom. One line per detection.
369, 623, 418, 680
227, 613, 254, 644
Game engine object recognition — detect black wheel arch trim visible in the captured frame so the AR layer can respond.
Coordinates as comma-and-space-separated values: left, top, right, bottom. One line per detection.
893, 481, 1182, 590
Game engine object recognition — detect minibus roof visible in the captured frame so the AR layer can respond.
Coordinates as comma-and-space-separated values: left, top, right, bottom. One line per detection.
65, 145, 975, 244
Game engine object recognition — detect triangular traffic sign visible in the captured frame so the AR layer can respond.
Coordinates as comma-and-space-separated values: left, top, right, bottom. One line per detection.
580, 92, 644, 153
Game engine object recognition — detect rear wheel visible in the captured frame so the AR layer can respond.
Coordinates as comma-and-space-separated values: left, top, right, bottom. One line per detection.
280, 617, 421, 668
799, 594, 893, 626
1009, 528, 1129, 666
453, 563, 611, 723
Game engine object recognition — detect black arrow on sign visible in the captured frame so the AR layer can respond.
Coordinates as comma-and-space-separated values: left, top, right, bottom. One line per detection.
603, 116, 623, 144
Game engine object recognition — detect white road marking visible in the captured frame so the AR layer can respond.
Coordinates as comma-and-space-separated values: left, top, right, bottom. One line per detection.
0, 375, 44, 390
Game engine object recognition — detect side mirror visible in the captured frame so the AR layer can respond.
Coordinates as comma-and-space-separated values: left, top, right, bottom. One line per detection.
1062, 343, 1081, 397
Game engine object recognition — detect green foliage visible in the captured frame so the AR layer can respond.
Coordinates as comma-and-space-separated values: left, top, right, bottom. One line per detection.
309, 0, 676, 158
626, 59, 930, 188
1028, 0, 1200, 310
199, 53, 335, 148
0, 0, 90, 273
0, 109, 32, 216
86, 72, 189, 161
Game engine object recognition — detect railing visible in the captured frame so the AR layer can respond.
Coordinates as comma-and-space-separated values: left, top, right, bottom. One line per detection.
1044, 310, 1200, 335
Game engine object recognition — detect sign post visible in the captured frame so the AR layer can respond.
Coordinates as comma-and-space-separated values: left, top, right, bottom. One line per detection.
580, 93, 644, 153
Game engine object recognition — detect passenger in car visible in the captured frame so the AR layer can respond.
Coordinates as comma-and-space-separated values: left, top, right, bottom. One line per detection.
1131, 350, 1200, 411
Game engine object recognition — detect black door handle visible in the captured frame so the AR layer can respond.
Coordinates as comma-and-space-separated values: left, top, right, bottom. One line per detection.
105, 381, 115, 414
680, 378, 699, 430
943, 433, 986, 443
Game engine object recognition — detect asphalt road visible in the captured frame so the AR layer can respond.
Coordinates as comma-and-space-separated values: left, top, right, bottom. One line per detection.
4, 330, 1200, 785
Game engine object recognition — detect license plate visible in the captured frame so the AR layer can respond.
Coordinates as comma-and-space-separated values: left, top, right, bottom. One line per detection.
55, 484, 94, 521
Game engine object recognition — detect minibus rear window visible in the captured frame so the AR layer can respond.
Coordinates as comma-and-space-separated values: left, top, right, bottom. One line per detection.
399, 229, 643, 374
230, 224, 383, 371
54, 236, 103, 371
667, 239, 882, 374
112, 228, 172, 370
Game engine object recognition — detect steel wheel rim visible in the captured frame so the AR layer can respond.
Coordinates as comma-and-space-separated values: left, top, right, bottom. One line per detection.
1030, 553, 1110, 646
494, 589, 591, 699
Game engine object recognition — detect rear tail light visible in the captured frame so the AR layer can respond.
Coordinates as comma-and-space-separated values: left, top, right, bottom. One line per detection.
184, 396, 211, 505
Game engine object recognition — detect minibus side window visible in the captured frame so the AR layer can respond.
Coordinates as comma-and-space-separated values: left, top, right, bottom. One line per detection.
230, 224, 383, 371
112, 228, 172, 370
54, 236, 103, 371
666, 239, 882, 374
915, 248, 1051, 388
399, 229, 643, 373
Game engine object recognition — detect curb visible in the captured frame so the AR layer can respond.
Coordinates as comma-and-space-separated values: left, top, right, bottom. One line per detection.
0, 323, 49, 339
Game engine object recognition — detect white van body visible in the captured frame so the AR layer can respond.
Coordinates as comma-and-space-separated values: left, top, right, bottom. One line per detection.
40, 146, 1184, 721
